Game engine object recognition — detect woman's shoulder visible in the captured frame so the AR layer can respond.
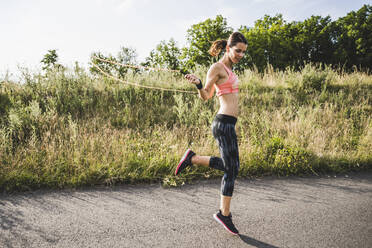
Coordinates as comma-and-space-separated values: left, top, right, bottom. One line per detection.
209, 62, 225, 73
211, 61, 224, 68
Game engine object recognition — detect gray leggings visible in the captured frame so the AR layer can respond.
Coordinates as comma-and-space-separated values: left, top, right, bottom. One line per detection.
209, 114, 240, 197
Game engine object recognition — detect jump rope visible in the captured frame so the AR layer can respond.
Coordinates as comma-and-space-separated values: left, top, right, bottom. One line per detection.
91, 56, 249, 94
91, 56, 220, 180
91, 56, 197, 94
91, 58, 319, 178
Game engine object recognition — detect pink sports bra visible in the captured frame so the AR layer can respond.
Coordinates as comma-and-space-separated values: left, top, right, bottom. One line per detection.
214, 62, 239, 96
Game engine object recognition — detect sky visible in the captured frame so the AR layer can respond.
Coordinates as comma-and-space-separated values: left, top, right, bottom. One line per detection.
1, 0, 370, 80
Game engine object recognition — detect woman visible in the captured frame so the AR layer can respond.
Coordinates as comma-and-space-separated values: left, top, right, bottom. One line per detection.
175, 32, 247, 235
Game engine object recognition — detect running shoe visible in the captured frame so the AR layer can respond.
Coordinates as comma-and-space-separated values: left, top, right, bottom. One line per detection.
213, 210, 239, 235
175, 149, 195, 176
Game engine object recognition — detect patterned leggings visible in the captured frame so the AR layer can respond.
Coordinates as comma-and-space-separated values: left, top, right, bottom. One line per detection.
209, 114, 240, 197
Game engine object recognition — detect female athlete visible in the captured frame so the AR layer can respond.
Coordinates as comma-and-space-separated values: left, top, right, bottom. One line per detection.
175, 32, 248, 235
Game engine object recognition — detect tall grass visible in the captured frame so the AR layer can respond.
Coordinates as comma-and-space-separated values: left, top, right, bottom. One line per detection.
0, 64, 371, 192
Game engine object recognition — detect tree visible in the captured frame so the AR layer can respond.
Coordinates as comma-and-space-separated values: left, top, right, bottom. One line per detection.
41, 49, 63, 71
117, 46, 138, 76
241, 14, 340, 71
90, 51, 117, 76
242, 14, 294, 71
334, 4, 372, 69
145, 38, 182, 70
298, 16, 336, 65
182, 15, 233, 69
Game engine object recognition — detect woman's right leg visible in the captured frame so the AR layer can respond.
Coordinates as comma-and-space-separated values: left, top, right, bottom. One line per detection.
193, 155, 237, 217
209, 156, 236, 216
191, 155, 211, 167
220, 195, 232, 217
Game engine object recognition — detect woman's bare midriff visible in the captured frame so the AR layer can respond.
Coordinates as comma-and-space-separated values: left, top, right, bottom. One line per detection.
217, 93, 239, 118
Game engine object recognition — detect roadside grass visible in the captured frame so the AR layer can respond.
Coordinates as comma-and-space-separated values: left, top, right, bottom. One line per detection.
0, 64, 371, 192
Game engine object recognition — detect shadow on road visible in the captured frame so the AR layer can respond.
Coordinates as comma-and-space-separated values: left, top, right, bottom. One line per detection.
0, 194, 60, 247
239, 234, 280, 248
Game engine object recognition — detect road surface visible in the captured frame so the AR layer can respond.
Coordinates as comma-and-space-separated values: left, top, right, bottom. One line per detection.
1, 172, 372, 247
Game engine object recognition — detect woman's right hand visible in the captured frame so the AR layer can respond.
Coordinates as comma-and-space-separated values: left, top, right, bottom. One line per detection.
184, 74, 201, 85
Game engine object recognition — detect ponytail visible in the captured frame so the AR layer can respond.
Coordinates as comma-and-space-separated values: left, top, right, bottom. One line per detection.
208, 40, 227, 57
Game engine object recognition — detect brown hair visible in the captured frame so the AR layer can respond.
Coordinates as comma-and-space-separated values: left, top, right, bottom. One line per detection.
208, 32, 247, 57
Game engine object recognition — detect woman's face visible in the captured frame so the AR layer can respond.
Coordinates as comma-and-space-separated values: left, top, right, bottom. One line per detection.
227, 42, 247, 64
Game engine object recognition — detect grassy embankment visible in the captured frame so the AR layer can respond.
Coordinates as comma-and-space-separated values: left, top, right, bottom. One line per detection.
0, 64, 371, 192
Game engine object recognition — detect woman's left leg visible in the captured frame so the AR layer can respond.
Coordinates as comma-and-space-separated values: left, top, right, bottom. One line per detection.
209, 121, 240, 235
209, 116, 240, 219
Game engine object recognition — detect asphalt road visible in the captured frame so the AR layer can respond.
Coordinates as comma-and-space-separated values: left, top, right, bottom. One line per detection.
1, 172, 372, 248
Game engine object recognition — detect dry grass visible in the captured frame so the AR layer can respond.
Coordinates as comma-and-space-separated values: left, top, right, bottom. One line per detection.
0, 64, 371, 192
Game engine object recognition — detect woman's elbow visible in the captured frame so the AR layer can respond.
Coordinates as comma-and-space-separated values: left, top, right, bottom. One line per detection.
198, 89, 213, 101
199, 94, 211, 101
198, 95, 207, 101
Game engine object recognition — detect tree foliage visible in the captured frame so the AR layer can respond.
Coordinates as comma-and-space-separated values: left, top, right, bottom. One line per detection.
333, 4, 372, 68
41, 49, 63, 71
182, 15, 233, 69
88, 5, 371, 74
145, 38, 182, 70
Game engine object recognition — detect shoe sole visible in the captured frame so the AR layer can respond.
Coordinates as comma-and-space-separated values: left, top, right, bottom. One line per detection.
213, 214, 239, 236
175, 149, 192, 176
